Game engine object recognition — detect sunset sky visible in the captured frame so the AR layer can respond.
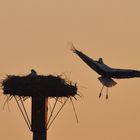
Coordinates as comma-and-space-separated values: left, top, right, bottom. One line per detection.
0, 0, 140, 140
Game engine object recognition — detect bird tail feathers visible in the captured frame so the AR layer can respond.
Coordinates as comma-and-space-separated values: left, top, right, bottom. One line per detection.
98, 76, 117, 87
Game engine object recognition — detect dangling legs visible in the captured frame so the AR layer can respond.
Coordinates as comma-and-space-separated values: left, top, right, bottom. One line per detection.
106, 88, 108, 99
99, 85, 104, 98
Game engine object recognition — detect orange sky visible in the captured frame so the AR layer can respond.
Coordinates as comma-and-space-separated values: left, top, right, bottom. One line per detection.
0, 0, 140, 140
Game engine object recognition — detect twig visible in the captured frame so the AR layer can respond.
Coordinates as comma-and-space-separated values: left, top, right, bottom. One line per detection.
19, 97, 31, 127
70, 97, 79, 123
47, 97, 69, 130
14, 96, 31, 130
47, 98, 58, 127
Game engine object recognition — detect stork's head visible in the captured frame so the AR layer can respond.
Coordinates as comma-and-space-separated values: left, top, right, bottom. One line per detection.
31, 69, 37, 75
31, 69, 36, 73
98, 58, 104, 64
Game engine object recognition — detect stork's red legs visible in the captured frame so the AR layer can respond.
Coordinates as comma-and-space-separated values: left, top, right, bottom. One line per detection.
99, 86, 104, 98
99, 86, 109, 99
106, 88, 108, 99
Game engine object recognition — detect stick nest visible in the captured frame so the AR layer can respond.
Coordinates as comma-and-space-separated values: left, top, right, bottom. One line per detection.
2, 75, 77, 97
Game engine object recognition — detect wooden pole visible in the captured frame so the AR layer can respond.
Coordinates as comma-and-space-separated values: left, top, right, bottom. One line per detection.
31, 95, 48, 140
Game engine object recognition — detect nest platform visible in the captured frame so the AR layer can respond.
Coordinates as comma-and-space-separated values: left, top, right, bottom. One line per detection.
2, 74, 77, 98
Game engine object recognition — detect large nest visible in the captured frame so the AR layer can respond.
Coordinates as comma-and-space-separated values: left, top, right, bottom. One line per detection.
2, 74, 77, 97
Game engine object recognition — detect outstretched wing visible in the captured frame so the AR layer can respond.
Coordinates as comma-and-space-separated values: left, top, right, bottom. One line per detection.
70, 43, 140, 79
107, 69, 140, 79
70, 43, 106, 75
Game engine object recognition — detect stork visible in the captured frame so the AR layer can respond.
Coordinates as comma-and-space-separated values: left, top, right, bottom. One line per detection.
28, 69, 37, 76
70, 43, 140, 99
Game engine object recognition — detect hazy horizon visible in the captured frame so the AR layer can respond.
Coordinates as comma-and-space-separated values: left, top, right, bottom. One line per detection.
0, 0, 140, 140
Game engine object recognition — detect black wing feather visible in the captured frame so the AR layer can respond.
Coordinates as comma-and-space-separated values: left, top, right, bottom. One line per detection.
71, 44, 140, 79
107, 69, 140, 79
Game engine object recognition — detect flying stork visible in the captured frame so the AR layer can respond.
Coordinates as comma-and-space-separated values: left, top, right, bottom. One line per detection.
70, 43, 140, 99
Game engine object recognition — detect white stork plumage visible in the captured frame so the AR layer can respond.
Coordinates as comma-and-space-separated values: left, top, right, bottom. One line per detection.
70, 43, 140, 99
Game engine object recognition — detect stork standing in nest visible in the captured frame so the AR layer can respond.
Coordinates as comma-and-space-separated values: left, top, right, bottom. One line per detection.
70, 43, 140, 99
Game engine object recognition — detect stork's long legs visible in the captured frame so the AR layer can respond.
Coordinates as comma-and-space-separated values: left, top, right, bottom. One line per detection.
99, 86, 109, 99
106, 88, 108, 99
99, 86, 104, 98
